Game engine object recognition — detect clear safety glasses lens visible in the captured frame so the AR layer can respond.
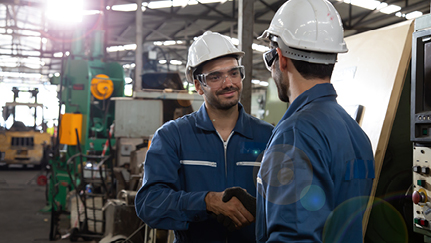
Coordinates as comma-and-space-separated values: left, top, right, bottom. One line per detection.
197, 66, 245, 88
263, 48, 278, 71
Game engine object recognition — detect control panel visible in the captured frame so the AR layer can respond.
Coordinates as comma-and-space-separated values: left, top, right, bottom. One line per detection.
413, 146, 431, 231
412, 13, 431, 241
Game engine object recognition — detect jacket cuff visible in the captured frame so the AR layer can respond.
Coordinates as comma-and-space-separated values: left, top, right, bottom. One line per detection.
184, 191, 210, 222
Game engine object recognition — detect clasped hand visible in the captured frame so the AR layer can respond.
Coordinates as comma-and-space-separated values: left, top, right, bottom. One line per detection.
205, 187, 256, 231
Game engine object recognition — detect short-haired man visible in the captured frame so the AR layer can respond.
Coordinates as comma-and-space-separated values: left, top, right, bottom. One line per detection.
135, 31, 273, 242
256, 0, 375, 242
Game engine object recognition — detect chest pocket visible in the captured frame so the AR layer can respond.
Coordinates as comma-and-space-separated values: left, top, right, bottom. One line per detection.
180, 160, 217, 167
180, 152, 222, 192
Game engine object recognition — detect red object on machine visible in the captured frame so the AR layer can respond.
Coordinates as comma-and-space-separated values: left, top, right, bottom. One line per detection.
37, 175, 47, 186
101, 123, 114, 157
413, 190, 426, 204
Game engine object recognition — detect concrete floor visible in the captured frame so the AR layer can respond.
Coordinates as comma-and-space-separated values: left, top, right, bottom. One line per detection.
0, 166, 95, 243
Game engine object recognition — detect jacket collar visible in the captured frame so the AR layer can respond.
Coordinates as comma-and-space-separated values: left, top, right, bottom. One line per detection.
278, 83, 337, 125
195, 102, 253, 139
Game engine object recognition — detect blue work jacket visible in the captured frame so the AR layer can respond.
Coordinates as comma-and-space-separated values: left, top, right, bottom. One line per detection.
135, 103, 273, 243
256, 83, 375, 243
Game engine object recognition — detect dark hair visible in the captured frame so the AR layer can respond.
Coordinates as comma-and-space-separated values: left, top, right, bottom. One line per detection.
270, 40, 335, 80
193, 54, 240, 79
291, 59, 335, 80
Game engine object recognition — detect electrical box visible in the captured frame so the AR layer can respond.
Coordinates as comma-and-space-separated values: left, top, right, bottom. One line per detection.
59, 113, 83, 145
412, 16, 431, 143
412, 14, 431, 240
113, 98, 163, 138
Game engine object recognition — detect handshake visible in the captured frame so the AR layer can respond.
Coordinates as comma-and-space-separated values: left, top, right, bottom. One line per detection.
205, 187, 256, 232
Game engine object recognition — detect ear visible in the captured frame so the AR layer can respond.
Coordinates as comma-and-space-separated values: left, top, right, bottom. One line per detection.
276, 48, 288, 72
194, 79, 204, 95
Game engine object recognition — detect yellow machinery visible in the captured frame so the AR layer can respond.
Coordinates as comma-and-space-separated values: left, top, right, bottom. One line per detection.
0, 87, 51, 167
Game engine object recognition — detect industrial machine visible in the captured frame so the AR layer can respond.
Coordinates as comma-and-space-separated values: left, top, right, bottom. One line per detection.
98, 73, 203, 243
46, 25, 204, 241
47, 29, 126, 241
0, 87, 51, 168
411, 14, 431, 242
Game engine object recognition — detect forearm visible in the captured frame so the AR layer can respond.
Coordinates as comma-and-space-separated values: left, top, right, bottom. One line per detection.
135, 183, 209, 230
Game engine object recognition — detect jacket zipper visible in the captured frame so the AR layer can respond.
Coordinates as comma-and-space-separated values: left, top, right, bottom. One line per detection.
217, 131, 234, 243
216, 131, 234, 177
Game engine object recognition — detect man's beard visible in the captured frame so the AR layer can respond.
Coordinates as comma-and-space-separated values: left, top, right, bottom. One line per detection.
272, 60, 289, 103
204, 86, 241, 110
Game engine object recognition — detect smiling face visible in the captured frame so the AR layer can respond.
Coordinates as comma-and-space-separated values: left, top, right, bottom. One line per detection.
194, 56, 243, 111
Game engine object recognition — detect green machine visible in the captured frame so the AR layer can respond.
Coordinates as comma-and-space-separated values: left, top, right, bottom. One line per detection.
47, 29, 125, 241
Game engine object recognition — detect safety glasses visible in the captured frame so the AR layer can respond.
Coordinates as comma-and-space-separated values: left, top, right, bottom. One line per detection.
263, 48, 278, 71
196, 65, 245, 89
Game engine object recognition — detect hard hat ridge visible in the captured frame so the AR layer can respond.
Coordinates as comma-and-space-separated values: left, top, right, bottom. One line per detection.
258, 0, 348, 64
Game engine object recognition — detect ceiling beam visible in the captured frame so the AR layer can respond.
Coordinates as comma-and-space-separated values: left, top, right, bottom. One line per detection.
354, 0, 430, 28
196, 1, 229, 19
117, 8, 270, 24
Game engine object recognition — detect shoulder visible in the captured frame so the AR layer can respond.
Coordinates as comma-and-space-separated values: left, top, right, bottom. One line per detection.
160, 112, 197, 130
244, 113, 274, 131
153, 113, 197, 143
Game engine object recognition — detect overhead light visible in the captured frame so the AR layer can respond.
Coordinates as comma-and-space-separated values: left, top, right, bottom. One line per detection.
111, 4, 136, 11
0, 72, 43, 79
163, 40, 177, 46
231, 38, 269, 53
146, 0, 232, 9
155, 59, 185, 66
124, 44, 137, 50
83, 10, 102, 15
53, 52, 63, 57
406, 11, 423, 20
344, 0, 381, 10
147, 0, 186, 9
259, 81, 269, 87
111, 3, 146, 12
45, 0, 83, 24
153, 40, 185, 46
376, 2, 387, 10
112, 0, 231, 12
252, 43, 270, 53
251, 80, 269, 87
395, 12, 404, 18
170, 60, 182, 65
106, 44, 137, 52
379, 4, 401, 14
231, 38, 239, 46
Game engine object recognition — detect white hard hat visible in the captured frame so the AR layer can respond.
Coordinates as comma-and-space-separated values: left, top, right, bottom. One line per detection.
258, 0, 348, 64
185, 31, 244, 83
